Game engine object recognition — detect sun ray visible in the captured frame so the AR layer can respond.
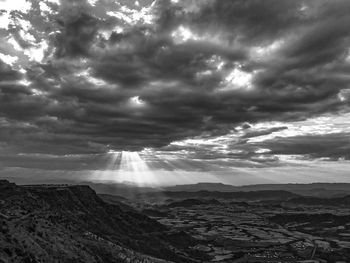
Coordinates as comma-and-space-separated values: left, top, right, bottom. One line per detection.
116, 151, 159, 186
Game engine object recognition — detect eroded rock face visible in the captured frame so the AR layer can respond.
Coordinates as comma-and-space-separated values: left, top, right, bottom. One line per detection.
0, 181, 198, 263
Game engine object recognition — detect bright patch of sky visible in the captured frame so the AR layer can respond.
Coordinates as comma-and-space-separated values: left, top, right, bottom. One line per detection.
107, 2, 155, 26
25, 41, 48, 62
0, 1, 31, 29
1, 5, 49, 63
224, 67, 253, 90
338, 89, 350, 102
39, 2, 51, 13
77, 68, 108, 86
165, 112, 350, 167
19, 79, 31, 86
251, 39, 285, 60
46, 0, 59, 4
0, 0, 32, 13
171, 25, 225, 47
0, 53, 18, 66
172, 26, 199, 44
87, 0, 98, 6
129, 96, 145, 107
248, 112, 350, 143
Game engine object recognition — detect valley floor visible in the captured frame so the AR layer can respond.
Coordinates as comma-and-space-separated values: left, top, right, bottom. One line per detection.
127, 199, 350, 262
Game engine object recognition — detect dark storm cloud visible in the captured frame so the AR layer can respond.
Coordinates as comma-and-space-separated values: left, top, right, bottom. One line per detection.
0, 0, 350, 162
0, 152, 109, 170
0, 60, 21, 81
256, 132, 350, 161
191, 0, 307, 44
55, 13, 100, 58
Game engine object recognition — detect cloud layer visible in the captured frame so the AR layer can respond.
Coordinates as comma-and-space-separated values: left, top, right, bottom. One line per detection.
0, 0, 350, 175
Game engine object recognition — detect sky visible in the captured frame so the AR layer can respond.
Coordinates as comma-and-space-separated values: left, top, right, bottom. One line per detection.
0, 0, 350, 186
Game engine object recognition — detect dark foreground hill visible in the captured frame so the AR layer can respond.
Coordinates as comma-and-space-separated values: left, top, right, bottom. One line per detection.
0, 180, 206, 263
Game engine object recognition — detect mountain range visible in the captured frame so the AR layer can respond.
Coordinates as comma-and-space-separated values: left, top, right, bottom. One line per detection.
82, 181, 350, 198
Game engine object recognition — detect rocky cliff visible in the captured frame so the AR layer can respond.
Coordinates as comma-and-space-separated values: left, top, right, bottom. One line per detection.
0, 180, 202, 263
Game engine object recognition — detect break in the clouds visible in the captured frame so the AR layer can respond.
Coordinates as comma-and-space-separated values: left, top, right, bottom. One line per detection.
1, 0, 350, 185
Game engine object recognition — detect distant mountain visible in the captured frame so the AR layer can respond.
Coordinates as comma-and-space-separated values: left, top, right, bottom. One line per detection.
164, 182, 350, 198
19, 181, 350, 199
141, 190, 300, 202
165, 183, 238, 192
82, 181, 162, 197
237, 183, 350, 197
0, 180, 206, 263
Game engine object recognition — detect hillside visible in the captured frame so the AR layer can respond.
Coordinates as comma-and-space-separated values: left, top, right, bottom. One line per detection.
0, 180, 204, 263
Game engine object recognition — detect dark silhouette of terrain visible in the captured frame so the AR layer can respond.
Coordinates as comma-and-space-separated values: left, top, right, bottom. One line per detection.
2, 180, 350, 262
270, 213, 350, 225
167, 199, 221, 208
286, 195, 350, 206
0, 180, 207, 263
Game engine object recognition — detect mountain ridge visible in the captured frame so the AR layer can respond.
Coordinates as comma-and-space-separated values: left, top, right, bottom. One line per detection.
0, 180, 205, 263
164, 182, 350, 197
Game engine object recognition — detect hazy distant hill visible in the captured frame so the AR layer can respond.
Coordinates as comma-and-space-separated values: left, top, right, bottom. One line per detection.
165, 183, 239, 192
12, 180, 350, 198
140, 190, 300, 202
0, 180, 204, 263
164, 182, 350, 198
82, 181, 161, 197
